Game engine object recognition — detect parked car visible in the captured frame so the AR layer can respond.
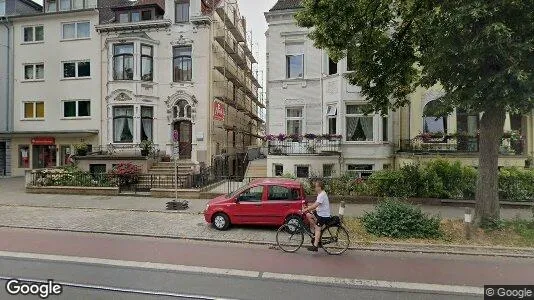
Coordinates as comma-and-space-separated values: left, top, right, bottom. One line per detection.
204, 178, 307, 230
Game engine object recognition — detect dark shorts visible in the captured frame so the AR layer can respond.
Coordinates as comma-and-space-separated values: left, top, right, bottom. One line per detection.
313, 212, 331, 227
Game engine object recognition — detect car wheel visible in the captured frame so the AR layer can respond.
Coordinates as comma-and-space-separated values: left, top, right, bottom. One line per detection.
212, 213, 230, 231
285, 215, 303, 233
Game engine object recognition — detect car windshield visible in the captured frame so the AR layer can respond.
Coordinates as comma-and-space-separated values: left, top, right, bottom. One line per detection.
228, 185, 251, 198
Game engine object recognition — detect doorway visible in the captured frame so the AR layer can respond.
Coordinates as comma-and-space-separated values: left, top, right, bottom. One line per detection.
173, 120, 192, 159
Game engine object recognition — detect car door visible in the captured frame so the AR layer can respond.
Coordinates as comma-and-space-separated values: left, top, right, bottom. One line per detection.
264, 185, 295, 225
232, 185, 266, 224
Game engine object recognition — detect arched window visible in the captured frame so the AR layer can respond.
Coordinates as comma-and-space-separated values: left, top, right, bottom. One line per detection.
423, 101, 447, 134
174, 100, 191, 119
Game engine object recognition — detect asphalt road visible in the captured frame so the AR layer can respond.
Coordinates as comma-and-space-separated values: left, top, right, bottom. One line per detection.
0, 227, 532, 299
0, 258, 479, 300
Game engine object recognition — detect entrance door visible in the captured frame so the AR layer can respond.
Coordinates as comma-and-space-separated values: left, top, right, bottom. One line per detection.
32, 145, 57, 169
174, 121, 192, 159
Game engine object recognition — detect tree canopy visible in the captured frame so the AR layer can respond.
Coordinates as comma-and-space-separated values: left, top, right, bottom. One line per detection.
296, 0, 534, 115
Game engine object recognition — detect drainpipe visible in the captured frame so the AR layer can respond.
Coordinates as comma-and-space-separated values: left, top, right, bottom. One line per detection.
1, 18, 10, 134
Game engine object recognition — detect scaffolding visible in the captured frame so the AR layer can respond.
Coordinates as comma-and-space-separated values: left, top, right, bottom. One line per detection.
211, 0, 264, 160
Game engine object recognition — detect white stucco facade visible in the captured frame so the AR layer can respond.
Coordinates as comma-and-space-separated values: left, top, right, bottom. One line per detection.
10, 9, 101, 176
265, 8, 395, 178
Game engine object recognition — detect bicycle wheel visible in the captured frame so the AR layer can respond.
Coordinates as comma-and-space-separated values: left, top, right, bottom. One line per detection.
321, 225, 350, 255
276, 224, 304, 253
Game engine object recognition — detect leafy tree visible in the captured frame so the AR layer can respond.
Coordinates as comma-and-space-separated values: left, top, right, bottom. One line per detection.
296, 0, 534, 226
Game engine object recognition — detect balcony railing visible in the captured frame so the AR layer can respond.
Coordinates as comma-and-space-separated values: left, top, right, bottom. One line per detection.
399, 137, 525, 155
268, 140, 341, 156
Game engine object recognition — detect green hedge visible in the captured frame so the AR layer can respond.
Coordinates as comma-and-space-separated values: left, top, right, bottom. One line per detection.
313, 159, 533, 202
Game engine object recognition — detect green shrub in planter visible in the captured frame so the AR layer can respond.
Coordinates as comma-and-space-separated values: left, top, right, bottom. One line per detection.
361, 199, 442, 239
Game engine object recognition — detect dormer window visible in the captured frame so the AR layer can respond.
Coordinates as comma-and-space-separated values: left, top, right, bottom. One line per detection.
116, 9, 155, 23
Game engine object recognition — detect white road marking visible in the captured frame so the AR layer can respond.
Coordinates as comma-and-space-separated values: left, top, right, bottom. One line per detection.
0, 250, 483, 295
262, 273, 484, 296
0, 275, 235, 299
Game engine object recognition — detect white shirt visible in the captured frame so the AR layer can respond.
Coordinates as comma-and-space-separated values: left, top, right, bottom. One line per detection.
315, 191, 331, 218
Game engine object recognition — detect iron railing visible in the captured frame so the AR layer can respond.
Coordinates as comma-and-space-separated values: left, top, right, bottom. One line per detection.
268, 140, 341, 156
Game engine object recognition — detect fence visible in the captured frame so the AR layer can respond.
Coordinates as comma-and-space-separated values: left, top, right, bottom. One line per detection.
28, 168, 223, 193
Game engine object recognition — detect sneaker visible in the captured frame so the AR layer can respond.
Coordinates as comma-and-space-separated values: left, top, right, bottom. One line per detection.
307, 245, 319, 252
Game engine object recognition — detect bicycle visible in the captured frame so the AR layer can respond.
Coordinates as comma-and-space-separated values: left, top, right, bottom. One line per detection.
276, 213, 350, 255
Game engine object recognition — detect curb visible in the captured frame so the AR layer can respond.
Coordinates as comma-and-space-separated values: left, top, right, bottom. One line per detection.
0, 204, 202, 214
1, 224, 533, 259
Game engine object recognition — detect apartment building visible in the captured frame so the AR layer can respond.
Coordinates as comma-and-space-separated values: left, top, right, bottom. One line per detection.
0, 0, 44, 176
265, 0, 394, 179
265, 0, 533, 178
9, 1, 100, 176
95, 0, 263, 176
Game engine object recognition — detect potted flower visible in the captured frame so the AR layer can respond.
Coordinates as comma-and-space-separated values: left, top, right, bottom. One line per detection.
74, 142, 88, 156
277, 133, 287, 141
140, 140, 153, 157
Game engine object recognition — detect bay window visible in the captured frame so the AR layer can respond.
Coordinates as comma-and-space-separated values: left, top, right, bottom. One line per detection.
113, 44, 134, 80
141, 106, 153, 142
141, 45, 153, 81
113, 106, 134, 143
346, 104, 374, 141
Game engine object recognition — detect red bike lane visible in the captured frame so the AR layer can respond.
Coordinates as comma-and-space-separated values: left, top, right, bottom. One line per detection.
0, 227, 532, 287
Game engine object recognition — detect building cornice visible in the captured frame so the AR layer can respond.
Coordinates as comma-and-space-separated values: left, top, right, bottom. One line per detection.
8, 9, 98, 21
96, 19, 172, 33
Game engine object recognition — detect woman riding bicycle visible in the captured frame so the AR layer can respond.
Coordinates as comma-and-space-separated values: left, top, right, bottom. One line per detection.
302, 180, 331, 252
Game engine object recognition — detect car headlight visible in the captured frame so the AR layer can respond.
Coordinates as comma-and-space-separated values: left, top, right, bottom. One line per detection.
205, 204, 210, 210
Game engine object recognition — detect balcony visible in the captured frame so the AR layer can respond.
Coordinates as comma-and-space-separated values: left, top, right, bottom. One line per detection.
268, 139, 341, 156
399, 136, 525, 155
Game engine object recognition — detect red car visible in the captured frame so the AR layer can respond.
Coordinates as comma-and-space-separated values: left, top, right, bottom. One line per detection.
204, 178, 307, 230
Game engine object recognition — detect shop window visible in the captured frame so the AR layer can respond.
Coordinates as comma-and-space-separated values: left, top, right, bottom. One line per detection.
19, 145, 30, 168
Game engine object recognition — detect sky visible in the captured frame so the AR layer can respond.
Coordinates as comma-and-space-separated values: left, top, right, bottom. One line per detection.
31, 0, 279, 85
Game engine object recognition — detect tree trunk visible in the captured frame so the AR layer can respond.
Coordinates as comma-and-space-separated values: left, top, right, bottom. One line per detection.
474, 107, 506, 226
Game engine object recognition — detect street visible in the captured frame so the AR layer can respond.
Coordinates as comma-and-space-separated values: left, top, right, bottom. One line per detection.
0, 228, 533, 299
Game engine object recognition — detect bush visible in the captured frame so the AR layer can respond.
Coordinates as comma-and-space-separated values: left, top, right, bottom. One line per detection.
361, 199, 442, 239
424, 159, 477, 199
499, 168, 534, 202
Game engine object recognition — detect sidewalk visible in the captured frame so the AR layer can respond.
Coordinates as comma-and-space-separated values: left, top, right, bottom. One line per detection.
1, 177, 532, 219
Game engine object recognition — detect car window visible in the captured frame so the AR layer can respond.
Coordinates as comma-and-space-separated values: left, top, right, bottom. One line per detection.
268, 186, 301, 201
237, 186, 264, 202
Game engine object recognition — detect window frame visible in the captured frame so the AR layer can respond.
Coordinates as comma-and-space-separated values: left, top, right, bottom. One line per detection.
112, 105, 134, 143
61, 21, 91, 41
295, 165, 310, 179
62, 60, 91, 79
286, 54, 304, 79
175, 0, 190, 23
273, 164, 284, 177
116, 8, 155, 23
22, 101, 45, 120
18, 145, 30, 168
113, 43, 135, 81
173, 45, 192, 82
140, 44, 153, 81
327, 104, 338, 135
62, 100, 91, 119
140, 106, 154, 142
0, 0, 5, 16
285, 107, 304, 135
22, 63, 45, 82
347, 164, 374, 179
345, 104, 376, 143
22, 25, 44, 43
236, 185, 264, 203
323, 164, 334, 178
267, 185, 298, 201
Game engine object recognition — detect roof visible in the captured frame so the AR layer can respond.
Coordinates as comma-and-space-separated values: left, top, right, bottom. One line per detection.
269, 0, 303, 11
250, 178, 303, 188
98, 0, 165, 24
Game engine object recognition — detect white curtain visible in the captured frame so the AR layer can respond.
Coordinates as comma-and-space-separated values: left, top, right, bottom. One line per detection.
346, 117, 358, 141
360, 117, 374, 141
114, 118, 125, 142
142, 119, 153, 141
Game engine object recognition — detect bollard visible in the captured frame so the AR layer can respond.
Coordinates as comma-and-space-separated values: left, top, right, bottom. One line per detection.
464, 207, 472, 240
338, 201, 346, 221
